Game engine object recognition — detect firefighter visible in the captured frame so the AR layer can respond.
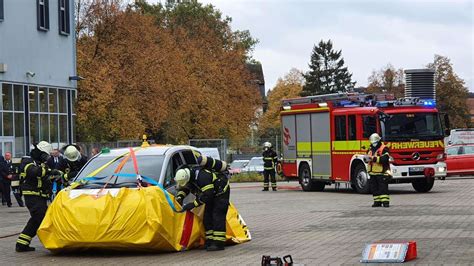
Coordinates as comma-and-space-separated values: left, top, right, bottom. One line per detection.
262, 142, 278, 191
16, 141, 62, 252
174, 165, 230, 251
62, 145, 88, 185
367, 133, 391, 208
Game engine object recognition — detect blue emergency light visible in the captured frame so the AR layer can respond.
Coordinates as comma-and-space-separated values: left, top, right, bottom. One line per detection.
422, 100, 435, 106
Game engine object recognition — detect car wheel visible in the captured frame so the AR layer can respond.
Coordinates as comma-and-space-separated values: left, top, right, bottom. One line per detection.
412, 178, 434, 193
299, 163, 325, 192
351, 164, 370, 194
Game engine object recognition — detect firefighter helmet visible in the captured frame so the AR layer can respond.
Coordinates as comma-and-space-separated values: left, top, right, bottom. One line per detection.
36, 141, 53, 154
369, 133, 381, 147
175, 168, 191, 188
263, 142, 272, 148
64, 146, 81, 162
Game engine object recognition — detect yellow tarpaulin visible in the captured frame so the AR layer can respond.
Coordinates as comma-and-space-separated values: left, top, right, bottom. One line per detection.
37, 187, 251, 252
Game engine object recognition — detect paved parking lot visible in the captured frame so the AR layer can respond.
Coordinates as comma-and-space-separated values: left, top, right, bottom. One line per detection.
0, 178, 473, 265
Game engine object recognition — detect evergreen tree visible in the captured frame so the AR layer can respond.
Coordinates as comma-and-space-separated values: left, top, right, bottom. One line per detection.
301, 40, 355, 96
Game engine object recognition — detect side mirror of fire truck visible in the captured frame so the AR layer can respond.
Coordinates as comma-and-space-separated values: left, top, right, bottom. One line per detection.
443, 113, 451, 136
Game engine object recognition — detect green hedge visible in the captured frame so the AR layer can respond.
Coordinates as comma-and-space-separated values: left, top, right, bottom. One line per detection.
230, 172, 286, 183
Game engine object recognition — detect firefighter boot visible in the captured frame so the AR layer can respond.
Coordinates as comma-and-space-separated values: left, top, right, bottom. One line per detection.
383, 202, 390, 208
207, 241, 225, 251
272, 187, 277, 191
372, 202, 382, 207
204, 239, 213, 249
262, 188, 269, 191
15, 243, 35, 252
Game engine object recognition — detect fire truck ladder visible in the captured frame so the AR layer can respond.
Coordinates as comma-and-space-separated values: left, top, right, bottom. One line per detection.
282, 92, 395, 107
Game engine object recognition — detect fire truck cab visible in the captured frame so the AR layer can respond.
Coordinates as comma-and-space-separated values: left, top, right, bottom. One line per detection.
280, 93, 447, 193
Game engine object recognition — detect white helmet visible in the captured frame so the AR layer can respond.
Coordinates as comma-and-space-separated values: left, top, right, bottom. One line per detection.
64, 146, 81, 162
174, 168, 190, 188
369, 133, 381, 147
36, 141, 52, 154
263, 142, 272, 148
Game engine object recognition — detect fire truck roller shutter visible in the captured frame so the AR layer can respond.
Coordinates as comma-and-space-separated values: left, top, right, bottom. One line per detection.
296, 114, 311, 159
282, 115, 297, 162
310, 112, 331, 180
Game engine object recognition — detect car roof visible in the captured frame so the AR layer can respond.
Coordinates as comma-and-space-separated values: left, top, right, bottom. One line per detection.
447, 144, 474, 147
98, 145, 196, 157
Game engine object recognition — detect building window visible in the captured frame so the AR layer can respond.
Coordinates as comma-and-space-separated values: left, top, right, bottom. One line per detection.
0, 0, 4, 21
58, 0, 70, 35
37, 0, 50, 31
2, 83, 13, 110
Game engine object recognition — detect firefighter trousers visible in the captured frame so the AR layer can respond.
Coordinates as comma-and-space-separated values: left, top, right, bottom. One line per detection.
263, 170, 277, 189
369, 175, 390, 203
1, 180, 12, 206
16, 196, 48, 247
203, 189, 230, 245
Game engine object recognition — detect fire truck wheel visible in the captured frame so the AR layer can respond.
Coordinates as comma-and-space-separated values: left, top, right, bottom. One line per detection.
351, 164, 370, 194
412, 178, 434, 193
298, 163, 325, 192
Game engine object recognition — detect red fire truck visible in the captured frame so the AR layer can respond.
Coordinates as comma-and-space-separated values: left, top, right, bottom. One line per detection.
280, 93, 448, 193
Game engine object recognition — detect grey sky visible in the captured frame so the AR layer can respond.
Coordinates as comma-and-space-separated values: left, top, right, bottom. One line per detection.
149, 0, 474, 92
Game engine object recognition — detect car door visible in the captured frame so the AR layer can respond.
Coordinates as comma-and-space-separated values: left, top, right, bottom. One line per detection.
458, 146, 474, 174
446, 146, 461, 174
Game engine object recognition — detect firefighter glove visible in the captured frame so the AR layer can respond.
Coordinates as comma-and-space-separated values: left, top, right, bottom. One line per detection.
50, 169, 64, 180
176, 196, 184, 206
179, 202, 195, 213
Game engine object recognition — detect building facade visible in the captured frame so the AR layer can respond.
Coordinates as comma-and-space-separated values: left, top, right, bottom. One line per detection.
0, 0, 76, 157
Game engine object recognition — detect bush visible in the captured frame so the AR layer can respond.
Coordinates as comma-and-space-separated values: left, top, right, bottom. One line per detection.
230, 172, 286, 183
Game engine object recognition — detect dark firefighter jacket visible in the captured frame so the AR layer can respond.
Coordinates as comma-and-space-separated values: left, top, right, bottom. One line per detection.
262, 149, 278, 171
63, 156, 88, 182
20, 158, 54, 198
176, 168, 229, 208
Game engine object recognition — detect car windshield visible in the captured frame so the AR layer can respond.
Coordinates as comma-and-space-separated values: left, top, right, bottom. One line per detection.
230, 161, 248, 169
75, 155, 164, 188
382, 112, 443, 141
248, 158, 263, 166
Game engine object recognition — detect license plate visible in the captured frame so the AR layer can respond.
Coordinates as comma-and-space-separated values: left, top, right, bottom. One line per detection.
409, 167, 424, 172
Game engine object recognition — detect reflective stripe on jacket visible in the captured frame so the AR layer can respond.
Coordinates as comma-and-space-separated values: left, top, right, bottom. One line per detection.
367, 144, 391, 176
262, 149, 278, 170
20, 162, 51, 198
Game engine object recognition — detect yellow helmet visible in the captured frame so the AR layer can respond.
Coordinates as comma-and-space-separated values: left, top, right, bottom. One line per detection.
36, 141, 52, 154
369, 133, 381, 147
64, 146, 81, 161
174, 168, 190, 188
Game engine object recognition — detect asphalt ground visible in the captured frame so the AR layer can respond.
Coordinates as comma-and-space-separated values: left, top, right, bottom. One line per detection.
0, 178, 473, 265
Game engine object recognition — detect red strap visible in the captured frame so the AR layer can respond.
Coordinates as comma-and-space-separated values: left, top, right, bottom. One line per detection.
129, 148, 139, 175
179, 211, 194, 249
129, 148, 143, 189
95, 154, 131, 198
